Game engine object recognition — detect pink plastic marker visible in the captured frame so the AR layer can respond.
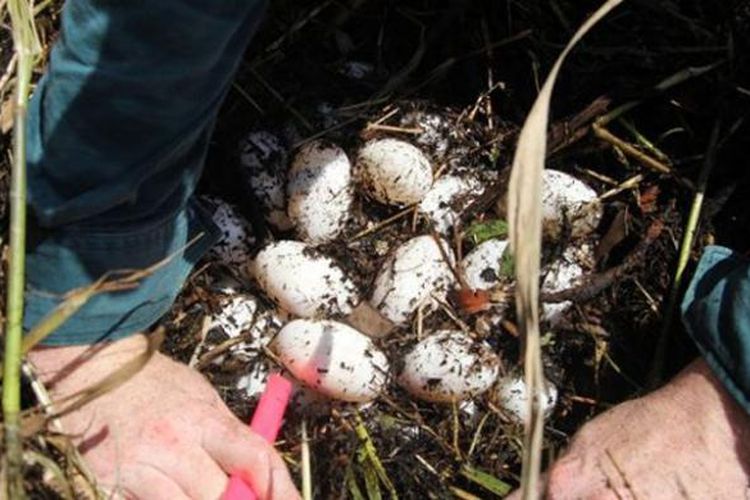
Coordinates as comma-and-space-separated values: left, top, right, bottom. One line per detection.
222, 373, 293, 500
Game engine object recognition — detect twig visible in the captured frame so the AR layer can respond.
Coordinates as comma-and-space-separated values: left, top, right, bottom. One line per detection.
649, 120, 721, 386
363, 123, 423, 135
349, 205, 416, 241
593, 121, 697, 192
301, 420, 312, 500
188, 316, 214, 369
251, 69, 313, 132
0, 53, 18, 97
541, 219, 664, 304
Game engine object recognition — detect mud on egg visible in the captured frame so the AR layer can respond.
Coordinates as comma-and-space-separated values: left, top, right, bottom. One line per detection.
250, 240, 359, 318
418, 174, 484, 235
202, 196, 255, 266
238, 130, 293, 231
355, 138, 433, 206
370, 235, 456, 325
493, 374, 558, 424
273, 319, 389, 403
287, 140, 354, 244
398, 330, 500, 403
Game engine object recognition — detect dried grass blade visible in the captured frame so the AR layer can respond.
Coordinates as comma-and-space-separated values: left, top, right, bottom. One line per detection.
506, 1, 623, 498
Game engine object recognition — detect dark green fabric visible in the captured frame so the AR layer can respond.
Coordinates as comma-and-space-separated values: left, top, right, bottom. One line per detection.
24, 0, 267, 344
682, 245, 750, 413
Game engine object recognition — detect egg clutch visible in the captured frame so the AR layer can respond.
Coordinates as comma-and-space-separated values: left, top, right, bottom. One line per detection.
201, 122, 603, 424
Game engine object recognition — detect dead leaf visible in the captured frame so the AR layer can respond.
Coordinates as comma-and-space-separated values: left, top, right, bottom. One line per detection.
505, 1, 624, 497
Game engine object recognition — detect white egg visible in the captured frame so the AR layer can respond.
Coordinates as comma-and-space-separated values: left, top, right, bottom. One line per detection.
203, 196, 255, 265
400, 111, 452, 158
399, 330, 500, 403
273, 319, 389, 402
251, 240, 359, 318
541, 169, 602, 239
493, 375, 558, 424
370, 235, 456, 325
239, 131, 293, 231
541, 244, 592, 325
287, 141, 354, 243
210, 294, 283, 349
236, 362, 270, 399
461, 239, 510, 291
419, 174, 483, 234
356, 138, 433, 205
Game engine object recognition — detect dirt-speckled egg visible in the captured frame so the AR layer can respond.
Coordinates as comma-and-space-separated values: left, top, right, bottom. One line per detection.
210, 293, 283, 346
287, 141, 354, 243
251, 240, 359, 318
203, 196, 255, 265
493, 375, 558, 424
400, 110, 453, 158
541, 169, 602, 239
419, 174, 483, 234
399, 330, 500, 403
355, 138, 433, 206
541, 244, 593, 325
370, 235, 456, 325
239, 131, 293, 231
461, 239, 510, 291
273, 319, 389, 402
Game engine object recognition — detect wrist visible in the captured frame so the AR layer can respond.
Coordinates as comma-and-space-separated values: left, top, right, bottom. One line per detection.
27, 333, 149, 393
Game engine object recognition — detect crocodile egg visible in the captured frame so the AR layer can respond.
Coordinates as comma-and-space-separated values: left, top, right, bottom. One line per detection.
541, 169, 602, 240
203, 196, 255, 265
461, 239, 510, 291
541, 244, 593, 326
250, 240, 359, 318
239, 130, 293, 231
399, 330, 500, 403
273, 319, 389, 402
370, 235, 456, 325
419, 174, 483, 234
355, 138, 433, 206
287, 140, 354, 243
493, 375, 558, 424
210, 293, 283, 347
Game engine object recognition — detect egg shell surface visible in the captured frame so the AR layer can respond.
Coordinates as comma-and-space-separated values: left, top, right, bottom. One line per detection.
239, 131, 293, 231
541, 243, 593, 325
461, 239, 510, 291
210, 293, 283, 349
493, 375, 558, 424
287, 141, 354, 243
419, 174, 483, 234
203, 196, 255, 266
399, 330, 500, 403
356, 138, 433, 206
541, 169, 602, 239
370, 235, 456, 325
251, 240, 359, 318
273, 319, 389, 402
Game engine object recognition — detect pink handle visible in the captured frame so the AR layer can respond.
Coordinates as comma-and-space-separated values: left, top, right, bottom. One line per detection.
250, 373, 293, 442
222, 373, 293, 500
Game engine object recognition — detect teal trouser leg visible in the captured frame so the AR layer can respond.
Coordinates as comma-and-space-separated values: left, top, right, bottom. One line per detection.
25, 0, 267, 344
682, 245, 750, 413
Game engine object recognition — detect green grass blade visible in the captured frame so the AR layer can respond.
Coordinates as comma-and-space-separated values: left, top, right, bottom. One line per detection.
460, 465, 513, 497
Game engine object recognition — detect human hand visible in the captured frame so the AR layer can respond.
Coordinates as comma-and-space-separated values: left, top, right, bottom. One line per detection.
507, 359, 750, 499
29, 334, 301, 500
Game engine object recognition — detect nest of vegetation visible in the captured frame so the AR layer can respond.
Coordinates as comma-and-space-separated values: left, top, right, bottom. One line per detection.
1, 0, 748, 498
